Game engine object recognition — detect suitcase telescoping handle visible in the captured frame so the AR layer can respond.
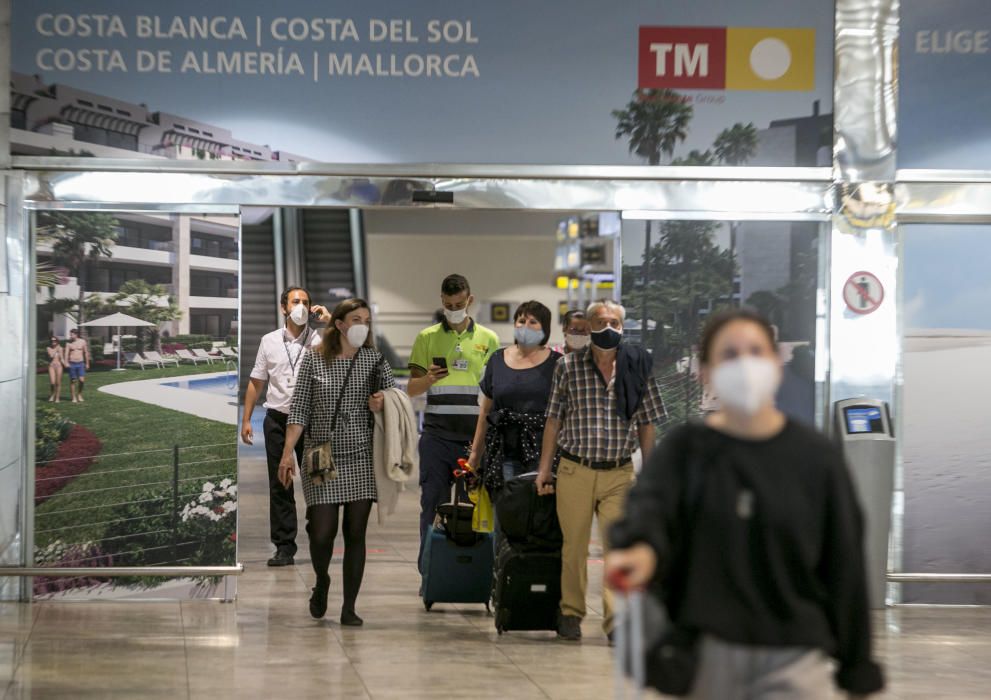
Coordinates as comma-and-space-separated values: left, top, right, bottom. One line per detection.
609, 569, 645, 700
445, 461, 473, 532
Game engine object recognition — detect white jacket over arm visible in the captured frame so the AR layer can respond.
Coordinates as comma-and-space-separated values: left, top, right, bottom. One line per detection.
372, 388, 420, 524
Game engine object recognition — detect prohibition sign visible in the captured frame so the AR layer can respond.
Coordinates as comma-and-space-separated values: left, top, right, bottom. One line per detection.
843, 271, 884, 315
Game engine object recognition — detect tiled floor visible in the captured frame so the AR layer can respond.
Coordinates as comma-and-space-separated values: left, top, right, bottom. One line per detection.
2, 448, 990, 698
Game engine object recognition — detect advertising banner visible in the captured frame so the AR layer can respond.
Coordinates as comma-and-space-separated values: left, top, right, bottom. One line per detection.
12, 1, 833, 166
34, 211, 239, 600
621, 219, 820, 429
900, 0, 991, 169
901, 224, 991, 604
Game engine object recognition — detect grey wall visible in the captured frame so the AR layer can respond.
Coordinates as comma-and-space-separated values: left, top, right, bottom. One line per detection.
365, 209, 564, 358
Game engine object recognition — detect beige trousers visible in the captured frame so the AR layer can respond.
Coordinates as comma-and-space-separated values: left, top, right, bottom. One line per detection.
556, 457, 634, 632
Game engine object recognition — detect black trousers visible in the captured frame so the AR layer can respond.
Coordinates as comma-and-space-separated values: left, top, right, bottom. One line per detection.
417, 432, 470, 573
264, 409, 303, 556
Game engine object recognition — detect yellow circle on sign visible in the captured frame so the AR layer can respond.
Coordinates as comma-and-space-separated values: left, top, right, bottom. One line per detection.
726, 28, 815, 91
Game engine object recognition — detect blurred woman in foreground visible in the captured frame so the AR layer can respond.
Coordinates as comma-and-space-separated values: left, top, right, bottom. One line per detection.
607, 308, 883, 699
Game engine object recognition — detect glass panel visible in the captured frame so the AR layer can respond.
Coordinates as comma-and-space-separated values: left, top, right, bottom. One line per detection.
621, 218, 824, 433
32, 211, 239, 600
899, 223, 991, 604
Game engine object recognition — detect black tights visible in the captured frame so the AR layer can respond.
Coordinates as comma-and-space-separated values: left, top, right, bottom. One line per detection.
306, 500, 373, 613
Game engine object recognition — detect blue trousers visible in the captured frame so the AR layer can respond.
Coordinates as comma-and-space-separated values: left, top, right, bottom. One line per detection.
417, 432, 470, 573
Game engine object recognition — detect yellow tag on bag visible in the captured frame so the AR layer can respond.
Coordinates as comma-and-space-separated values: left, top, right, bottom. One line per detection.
469, 486, 494, 533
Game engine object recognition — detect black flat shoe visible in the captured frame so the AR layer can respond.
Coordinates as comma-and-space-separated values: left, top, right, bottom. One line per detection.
267, 551, 295, 567
557, 614, 582, 641
340, 609, 364, 627
309, 582, 329, 619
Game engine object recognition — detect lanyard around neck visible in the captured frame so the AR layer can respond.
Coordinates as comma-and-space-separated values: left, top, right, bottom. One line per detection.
284, 327, 310, 376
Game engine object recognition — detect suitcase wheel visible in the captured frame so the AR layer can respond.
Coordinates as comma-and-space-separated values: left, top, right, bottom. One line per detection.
424, 600, 434, 612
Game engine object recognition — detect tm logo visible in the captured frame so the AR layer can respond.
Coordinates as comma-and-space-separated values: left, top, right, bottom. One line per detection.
638, 26, 815, 92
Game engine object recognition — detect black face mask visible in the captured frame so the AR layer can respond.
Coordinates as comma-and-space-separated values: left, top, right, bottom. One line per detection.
590, 327, 622, 350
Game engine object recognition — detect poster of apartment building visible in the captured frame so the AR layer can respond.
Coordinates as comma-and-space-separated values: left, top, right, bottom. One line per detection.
34, 211, 240, 599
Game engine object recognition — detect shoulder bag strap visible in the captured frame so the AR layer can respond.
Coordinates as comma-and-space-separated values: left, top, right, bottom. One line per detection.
329, 347, 362, 435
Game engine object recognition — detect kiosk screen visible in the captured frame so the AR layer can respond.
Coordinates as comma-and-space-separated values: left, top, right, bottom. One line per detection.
844, 406, 884, 434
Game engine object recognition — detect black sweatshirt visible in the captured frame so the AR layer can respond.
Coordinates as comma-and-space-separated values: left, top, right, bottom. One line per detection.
610, 420, 884, 695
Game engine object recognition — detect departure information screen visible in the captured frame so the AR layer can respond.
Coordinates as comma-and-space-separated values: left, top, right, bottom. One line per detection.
845, 406, 885, 434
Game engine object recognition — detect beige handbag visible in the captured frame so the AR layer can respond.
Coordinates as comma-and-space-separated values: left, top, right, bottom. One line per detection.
302, 349, 360, 485
303, 441, 336, 486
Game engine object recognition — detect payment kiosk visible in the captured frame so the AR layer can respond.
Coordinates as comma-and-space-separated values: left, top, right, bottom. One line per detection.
833, 398, 896, 608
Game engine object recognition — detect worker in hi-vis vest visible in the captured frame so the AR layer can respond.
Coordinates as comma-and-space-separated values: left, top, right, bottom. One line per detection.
406, 274, 500, 574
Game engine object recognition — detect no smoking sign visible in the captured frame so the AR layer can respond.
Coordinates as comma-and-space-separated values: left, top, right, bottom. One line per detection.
843, 271, 884, 315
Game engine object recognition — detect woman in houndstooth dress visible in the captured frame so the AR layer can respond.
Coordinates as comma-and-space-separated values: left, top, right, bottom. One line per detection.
280, 298, 395, 625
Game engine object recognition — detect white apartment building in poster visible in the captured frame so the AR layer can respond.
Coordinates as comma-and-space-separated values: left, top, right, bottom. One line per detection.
38, 213, 240, 340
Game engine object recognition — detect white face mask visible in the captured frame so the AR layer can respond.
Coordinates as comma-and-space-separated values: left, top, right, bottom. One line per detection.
344, 324, 369, 348
711, 356, 781, 416
565, 333, 591, 350
289, 304, 309, 326
444, 307, 468, 325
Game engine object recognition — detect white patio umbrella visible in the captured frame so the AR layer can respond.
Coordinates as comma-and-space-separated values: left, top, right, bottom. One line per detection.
80, 312, 156, 371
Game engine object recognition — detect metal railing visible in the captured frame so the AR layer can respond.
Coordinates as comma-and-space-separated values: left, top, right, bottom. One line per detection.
887, 573, 991, 583
0, 566, 242, 577
22, 441, 239, 592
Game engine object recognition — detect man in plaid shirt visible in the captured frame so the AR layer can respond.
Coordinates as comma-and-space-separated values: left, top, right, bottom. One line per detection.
536, 299, 665, 642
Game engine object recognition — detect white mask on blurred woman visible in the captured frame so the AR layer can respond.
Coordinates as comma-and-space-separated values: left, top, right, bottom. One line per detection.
711, 356, 781, 416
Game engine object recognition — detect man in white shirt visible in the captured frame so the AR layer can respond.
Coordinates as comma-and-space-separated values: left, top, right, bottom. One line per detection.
242, 287, 329, 567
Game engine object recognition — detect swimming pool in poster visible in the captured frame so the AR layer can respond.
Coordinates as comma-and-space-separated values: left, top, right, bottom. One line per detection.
162, 375, 237, 398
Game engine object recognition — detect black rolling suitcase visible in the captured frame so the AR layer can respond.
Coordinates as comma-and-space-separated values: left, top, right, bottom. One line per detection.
493, 542, 561, 633
491, 472, 563, 634
495, 472, 562, 551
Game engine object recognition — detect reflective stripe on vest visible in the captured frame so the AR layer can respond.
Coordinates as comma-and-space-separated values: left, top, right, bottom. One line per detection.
424, 404, 480, 415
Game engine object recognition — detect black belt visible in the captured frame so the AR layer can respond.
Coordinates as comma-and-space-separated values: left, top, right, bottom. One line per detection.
559, 449, 632, 471
266, 408, 289, 424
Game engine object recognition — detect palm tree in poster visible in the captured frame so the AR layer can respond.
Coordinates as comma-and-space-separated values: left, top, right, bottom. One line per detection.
112, 279, 183, 353
672, 149, 716, 166
612, 88, 693, 166
713, 122, 759, 166
38, 212, 119, 328
612, 88, 694, 346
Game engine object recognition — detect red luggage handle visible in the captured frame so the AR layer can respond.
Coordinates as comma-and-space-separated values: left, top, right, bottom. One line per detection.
453, 458, 474, 479
606, 566, 644, 594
